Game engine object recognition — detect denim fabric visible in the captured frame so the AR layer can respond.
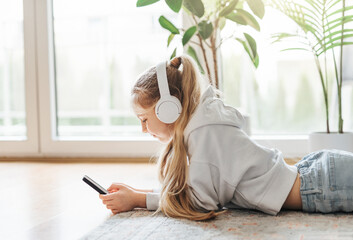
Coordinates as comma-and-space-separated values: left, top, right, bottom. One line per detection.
295, 149, 353, 213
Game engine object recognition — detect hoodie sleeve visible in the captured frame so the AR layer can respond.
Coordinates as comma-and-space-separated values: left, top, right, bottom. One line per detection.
152, 187, 161, 193
146, 192, 160, 210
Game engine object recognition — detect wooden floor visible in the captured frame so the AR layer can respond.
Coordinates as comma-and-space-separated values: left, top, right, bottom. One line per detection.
0, 158, 299, 240
0, 161, 159, 240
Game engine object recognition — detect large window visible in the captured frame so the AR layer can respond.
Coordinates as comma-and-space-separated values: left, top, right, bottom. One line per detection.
52, 0, 178, 138
1, 1, 352, 157
0, 0, 26, 139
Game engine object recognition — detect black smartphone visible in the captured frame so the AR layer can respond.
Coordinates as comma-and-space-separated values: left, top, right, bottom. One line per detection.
82, 175, 109, 195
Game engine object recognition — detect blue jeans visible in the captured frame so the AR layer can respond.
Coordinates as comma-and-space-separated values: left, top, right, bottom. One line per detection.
295, 149, 353, 213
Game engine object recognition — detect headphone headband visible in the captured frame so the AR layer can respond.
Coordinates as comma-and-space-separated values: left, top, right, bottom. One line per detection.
156, 61, 170, 99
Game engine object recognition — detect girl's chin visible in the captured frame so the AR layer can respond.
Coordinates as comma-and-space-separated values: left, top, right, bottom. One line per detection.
156, 136, 171, 144
156, 137, 166, 142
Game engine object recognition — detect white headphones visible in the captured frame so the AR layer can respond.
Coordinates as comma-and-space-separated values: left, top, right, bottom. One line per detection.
155, 61, 182, 124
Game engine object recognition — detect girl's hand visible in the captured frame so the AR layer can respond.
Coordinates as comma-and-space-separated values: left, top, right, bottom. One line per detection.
99, 184, 146, 215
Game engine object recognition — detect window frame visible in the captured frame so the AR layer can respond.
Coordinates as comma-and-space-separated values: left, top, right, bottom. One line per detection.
0, 0, 39, 156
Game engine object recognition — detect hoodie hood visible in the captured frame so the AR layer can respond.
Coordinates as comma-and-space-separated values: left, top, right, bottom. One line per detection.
184, 85, 245, 144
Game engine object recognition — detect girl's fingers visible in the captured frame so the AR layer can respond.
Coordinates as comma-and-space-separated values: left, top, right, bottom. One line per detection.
106, 204, 118, 210
108, 183, 121, 190
108, 183, 128, 191
102, 199, 113, 204
99, 194, 114, 201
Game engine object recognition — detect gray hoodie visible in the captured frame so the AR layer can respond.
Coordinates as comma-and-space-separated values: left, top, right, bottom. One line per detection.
146, 85, 298, 215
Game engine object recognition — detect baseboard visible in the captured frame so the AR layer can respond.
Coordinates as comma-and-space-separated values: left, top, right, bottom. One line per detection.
0, 157, 154, 163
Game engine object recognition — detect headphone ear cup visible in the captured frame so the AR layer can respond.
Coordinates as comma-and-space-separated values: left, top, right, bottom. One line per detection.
155, 96, 182, 124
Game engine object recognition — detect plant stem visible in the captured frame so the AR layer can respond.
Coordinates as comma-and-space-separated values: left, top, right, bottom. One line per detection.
322, 2, 329, 130
320, 1, 330, 133
338, 0, 345, 133
197, 33, 212, 86
210, 19, 219, 89
314, 54, 330, 133
192, 15, 212, 86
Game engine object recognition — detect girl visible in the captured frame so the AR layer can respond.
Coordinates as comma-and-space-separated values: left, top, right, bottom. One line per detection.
99, 55, 353, 220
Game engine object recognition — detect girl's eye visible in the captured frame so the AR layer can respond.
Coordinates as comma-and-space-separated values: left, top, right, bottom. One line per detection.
142, 119, 147, 123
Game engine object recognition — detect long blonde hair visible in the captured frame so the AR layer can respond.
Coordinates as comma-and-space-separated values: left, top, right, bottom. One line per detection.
132, 55, 224, 221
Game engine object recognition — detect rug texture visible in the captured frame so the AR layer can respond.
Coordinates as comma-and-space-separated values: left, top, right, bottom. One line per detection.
80, 209, 353, 240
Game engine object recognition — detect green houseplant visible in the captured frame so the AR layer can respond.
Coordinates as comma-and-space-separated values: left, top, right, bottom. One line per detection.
136, 0, 265, 89
270, 0, 353, 152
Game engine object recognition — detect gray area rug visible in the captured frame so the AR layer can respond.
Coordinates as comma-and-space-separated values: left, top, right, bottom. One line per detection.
80, 209, 353, 240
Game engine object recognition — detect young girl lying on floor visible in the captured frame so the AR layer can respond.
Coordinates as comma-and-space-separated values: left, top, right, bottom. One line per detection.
99, 55, 353, 220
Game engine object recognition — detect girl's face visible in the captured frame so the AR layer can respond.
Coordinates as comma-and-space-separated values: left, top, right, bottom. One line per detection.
136, 106, 174, 143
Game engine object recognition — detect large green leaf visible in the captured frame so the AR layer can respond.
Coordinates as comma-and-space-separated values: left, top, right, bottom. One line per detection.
226, 12, 247, 25
314, 29, 353, 49
325, 16, 353, 33
219, 17, 226, 30
236, 39, 257, 68
219, 0, 239, 17
280, 47, 312, 52
317, 42, 353, 56
326, 0, 341, 12
170, 48, 177, 59
136, 0, 160, 7
182, 26, 197, 45
183, 0, 204, 18
187, 46, 205, 74
316, 34, 353, 53
166, 0, 183, 13
244, 33, 257, 61
254, 53, 259, 68
236, 33, 259, 68
271, 32, 299, 44
303, 0, 320, 15
198, 21, 213, 39
246, 0, 265, 19
327, 6, 353, 18
159, 16, 180, 34
227, 9, 260, 31
167, 33, 175, 47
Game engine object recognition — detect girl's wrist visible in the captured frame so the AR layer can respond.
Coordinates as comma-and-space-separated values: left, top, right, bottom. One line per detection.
134, 191, 147, 208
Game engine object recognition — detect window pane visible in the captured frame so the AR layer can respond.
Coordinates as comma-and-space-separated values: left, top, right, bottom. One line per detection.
222, 7, 353, 135
52, 0, 178, 138
0, 0, 26, 139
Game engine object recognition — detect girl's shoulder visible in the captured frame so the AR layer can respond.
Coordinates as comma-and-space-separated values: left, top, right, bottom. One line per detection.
184, 95, 244, 143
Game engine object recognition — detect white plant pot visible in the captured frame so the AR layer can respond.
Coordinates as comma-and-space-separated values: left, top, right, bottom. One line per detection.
309, 132, 353, 153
